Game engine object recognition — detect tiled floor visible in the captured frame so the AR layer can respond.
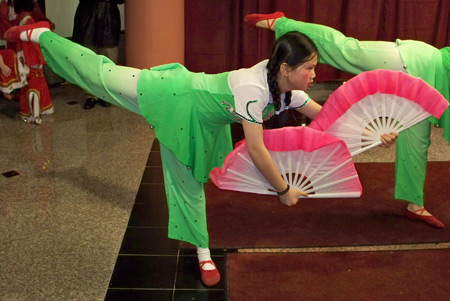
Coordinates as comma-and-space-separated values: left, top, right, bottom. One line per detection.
1, 83, 155, 300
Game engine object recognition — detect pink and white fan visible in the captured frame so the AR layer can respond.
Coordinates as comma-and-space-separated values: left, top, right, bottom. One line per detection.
210, 126, 362, 198
309, 69, 449, 156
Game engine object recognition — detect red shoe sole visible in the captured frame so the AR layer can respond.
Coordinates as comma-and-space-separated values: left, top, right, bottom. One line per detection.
406, 209, 445, 229
244, 11, 286, 27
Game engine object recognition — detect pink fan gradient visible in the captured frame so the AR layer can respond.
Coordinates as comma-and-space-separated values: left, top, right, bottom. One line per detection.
309, 69, 449, 156
210, 126, 362, 198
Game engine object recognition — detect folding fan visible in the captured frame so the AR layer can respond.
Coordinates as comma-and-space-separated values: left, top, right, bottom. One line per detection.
309, 69, 449, 156
210, 126, 362, 198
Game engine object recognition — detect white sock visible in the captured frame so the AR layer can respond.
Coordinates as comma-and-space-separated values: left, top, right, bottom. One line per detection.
197, 247, 215, 270
19, 28, 49, 43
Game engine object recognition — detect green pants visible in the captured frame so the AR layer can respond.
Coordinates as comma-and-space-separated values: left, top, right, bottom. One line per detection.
276, 17, 432, 206
161, 145, 209, 247
39, 31, 210, 247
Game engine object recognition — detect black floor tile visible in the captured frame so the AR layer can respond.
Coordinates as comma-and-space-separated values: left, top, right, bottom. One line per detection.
109, 255, 177, 289
140, 166, 164, 184
135, 183, 167, 204
147, 151, 162, 166
128, 203, 168, 227
119, 227, 178, 255
105, 289, 173, 301
151, 139, 160, 151
175, 256, 226, 290
173, 289, 227, 301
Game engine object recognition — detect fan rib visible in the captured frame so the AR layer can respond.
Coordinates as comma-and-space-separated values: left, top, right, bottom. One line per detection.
296, 152, 315, 191
273, 152, 289, 184
294, 146, 342, 192
308, 173, 360, 193
302, 192, 362, 198
308, 157, 354, 187
227, 169, 262, 187
292, 151, 305, 187
297, 145, 340, 186
238, 152, 254, 166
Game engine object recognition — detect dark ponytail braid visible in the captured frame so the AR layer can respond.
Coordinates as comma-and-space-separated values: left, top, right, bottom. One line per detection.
266, 31, 318, 110
267, 61, 282, 111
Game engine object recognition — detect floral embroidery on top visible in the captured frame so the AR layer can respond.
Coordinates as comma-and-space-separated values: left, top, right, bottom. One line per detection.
222, 100, 242, 123
223, 99, 277, 124
231, 100, 259, 123
262, 103, 275, 121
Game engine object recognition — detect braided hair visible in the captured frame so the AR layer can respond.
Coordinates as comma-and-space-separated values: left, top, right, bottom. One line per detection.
266, 31, 318, 111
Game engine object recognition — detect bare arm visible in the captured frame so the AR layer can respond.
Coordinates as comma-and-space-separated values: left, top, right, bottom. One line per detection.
242, 120, 307, 206
0, 55, 12, 77
295, 97, 322, 119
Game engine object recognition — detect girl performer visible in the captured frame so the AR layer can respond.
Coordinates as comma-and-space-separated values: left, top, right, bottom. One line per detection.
244, 12, 449, 229
3, 21, 396, 286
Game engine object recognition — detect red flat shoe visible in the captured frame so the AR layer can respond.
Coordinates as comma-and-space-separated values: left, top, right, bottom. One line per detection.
244, 11, 286, 30
4, 21, 50, 42
199, 260, 221, 287
406, 208, 445, 229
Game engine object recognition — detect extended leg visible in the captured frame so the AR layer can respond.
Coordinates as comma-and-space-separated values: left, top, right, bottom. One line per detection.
275, 17, 405, 74
395, 120, 430, 206
38, 30, 142, 115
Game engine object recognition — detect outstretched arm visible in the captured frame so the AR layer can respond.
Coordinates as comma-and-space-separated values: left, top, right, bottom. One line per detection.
242, 120, 307, 206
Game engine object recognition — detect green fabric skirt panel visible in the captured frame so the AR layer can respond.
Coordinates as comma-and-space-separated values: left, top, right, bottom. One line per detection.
38, 31, 138, 113
137, 63, 237, 183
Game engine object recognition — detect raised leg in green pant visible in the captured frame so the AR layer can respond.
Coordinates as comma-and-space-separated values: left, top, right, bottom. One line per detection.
5, 22, 222, 285
244, 13, 445, 228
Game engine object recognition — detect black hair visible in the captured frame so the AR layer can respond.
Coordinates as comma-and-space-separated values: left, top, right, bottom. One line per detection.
14, 0, 35, 14
267, 31, 318, 111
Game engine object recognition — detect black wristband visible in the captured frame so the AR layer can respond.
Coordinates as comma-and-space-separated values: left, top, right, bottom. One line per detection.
277, 184, 290, 196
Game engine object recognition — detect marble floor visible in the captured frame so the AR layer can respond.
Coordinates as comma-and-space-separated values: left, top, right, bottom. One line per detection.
1, 81, 449, 300
0, 84, 154, 300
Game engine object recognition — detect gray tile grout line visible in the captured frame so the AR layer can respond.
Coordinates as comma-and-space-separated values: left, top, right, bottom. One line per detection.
172, 248, 181, 301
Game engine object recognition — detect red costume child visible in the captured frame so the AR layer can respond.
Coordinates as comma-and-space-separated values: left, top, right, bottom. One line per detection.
1, 0, 53, 123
